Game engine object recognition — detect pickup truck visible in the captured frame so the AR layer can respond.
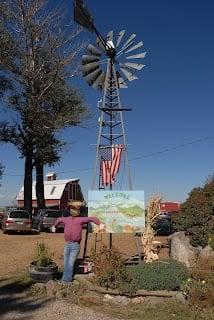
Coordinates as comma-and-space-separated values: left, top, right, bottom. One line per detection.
32, 209, 70, 232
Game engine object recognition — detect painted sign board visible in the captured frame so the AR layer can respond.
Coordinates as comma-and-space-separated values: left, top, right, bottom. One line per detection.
88, 190, 145, 233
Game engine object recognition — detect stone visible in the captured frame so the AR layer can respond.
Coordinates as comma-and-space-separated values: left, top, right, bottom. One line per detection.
79, 289, 103, 305
131, 296, 145, 304
45, 279, 60, 296
103, 294, 114, 302
169, 231, 198, 268
174, 292, 187, 304
144, 296, 167, 305
197, 245, 214, 261
110, 295, 131, 305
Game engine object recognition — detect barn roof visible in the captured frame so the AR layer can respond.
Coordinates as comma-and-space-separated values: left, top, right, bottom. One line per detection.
16, 178, 80, 201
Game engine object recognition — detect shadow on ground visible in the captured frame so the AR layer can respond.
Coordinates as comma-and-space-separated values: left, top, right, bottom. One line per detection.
0, 278, 52, 319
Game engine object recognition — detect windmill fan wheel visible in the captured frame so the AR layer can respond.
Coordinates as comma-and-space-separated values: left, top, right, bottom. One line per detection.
82, 30, 146, 91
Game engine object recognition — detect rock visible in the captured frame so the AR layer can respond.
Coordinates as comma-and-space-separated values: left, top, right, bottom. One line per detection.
131, 296, 145, 304
197, 245, 214, 260
79, 289, 103, 305
45, 279, 60, 296
174, 292, 187, 304
144, 296, 167, 305
169, 232, 198, 268
110, 295, 131, 305
103, 294, 114, 302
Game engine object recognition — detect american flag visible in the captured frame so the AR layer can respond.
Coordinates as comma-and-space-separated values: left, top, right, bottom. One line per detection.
100, 144, 123, 186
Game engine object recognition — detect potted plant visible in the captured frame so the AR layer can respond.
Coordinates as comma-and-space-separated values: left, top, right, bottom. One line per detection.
29, 242, 58, 282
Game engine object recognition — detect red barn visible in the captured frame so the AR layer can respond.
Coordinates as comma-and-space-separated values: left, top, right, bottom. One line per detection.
16, 172, 85, 211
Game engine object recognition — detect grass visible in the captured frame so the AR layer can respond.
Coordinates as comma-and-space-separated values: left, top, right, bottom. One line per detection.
0, 272, 34, 292
88, 301, 214, 320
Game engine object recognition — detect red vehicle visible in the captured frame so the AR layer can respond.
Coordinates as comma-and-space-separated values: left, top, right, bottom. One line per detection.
159, 202, 181, 213
153, 202, 181, 235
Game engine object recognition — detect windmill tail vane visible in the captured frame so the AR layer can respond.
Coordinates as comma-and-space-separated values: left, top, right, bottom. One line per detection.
73, 0, 94, 32
73, 0, 106, 48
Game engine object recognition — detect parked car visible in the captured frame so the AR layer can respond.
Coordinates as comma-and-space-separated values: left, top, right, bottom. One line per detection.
33, 209, 65, 232
2, 209, 32, 234
152, 217, 173, 236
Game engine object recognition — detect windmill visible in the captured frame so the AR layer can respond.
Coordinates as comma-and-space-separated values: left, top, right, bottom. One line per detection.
73, 0, 146, 191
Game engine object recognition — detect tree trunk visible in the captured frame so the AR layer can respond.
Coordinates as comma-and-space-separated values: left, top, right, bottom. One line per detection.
24, 154, 33, 215
36, 163, 45, 209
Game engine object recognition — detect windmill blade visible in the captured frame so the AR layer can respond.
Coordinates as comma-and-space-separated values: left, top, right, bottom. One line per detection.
121, 33, 136, 51
83, 68, 103, 87
91, 71, 106, 90
116, 71, 128, 88
82, 61, 100, 76
82, 54, 99, 65
87, 43, 103, 56
81, 26, 146, 90
107, 30, 113, 42
125, 41, 143, 54
126, 52, 147, 59
120, 67, 138, 82
121, 62, 145, 71
116, 30, 126, 48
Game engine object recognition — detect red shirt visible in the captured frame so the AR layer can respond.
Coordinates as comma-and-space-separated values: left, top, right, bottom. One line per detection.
54, 216, 100, 242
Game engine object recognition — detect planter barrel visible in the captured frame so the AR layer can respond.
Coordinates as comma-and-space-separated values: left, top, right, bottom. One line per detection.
29, 262, 58, 283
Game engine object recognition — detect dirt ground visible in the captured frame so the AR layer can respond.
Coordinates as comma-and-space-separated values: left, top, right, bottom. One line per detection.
0, 229, 169, 279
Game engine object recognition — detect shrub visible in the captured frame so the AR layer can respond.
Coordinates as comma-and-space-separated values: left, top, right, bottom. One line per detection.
182, 278, 214, 308
182, 254, 214, 308
90, 244, 124, 277
90, 246, 188, 295
33, 242, 54, 267
127, 259, 188, 291
90, 245, 135, 295
172, 176, 214, 247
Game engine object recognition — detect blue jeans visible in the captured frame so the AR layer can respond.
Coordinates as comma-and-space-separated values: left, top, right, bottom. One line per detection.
62, 242, 80, 282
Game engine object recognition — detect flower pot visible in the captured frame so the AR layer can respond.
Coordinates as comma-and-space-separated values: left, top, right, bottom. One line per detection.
29, 261, 58, 283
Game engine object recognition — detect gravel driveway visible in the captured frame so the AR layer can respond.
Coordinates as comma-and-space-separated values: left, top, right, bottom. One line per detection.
0, 285, 121, 320
0, 282, 121, 320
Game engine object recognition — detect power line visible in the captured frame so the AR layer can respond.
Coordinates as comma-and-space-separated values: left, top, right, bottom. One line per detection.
1, 135, 213, 177
131, 136, 213, 161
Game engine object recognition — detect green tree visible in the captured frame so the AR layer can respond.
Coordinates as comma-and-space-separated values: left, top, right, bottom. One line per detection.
0, 0, 90, 213
172, 175, 214, 247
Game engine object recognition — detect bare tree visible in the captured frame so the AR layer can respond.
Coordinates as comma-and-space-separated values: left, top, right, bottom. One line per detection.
0, 163, 4, 187
0, 0, 90, 213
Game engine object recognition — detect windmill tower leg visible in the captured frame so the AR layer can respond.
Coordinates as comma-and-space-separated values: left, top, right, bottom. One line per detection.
91, 59, 133, 190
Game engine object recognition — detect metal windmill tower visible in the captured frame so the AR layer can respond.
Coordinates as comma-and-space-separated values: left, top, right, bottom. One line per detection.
73, 0, 146, 191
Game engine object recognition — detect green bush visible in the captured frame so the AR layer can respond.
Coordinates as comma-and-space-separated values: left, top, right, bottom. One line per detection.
33, 242, 54, 267
90, 246, 188, 295
127, 259, 188, 291
172, 176, 214, 247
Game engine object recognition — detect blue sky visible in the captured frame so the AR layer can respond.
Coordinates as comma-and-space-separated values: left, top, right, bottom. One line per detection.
0, 0, 213, 207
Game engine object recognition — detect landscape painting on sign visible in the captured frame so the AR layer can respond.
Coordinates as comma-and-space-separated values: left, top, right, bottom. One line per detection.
88, 190, 145, 233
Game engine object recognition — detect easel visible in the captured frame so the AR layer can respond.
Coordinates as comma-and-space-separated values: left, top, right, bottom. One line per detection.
82, 225, 143, 265
82, 226, 112, 261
